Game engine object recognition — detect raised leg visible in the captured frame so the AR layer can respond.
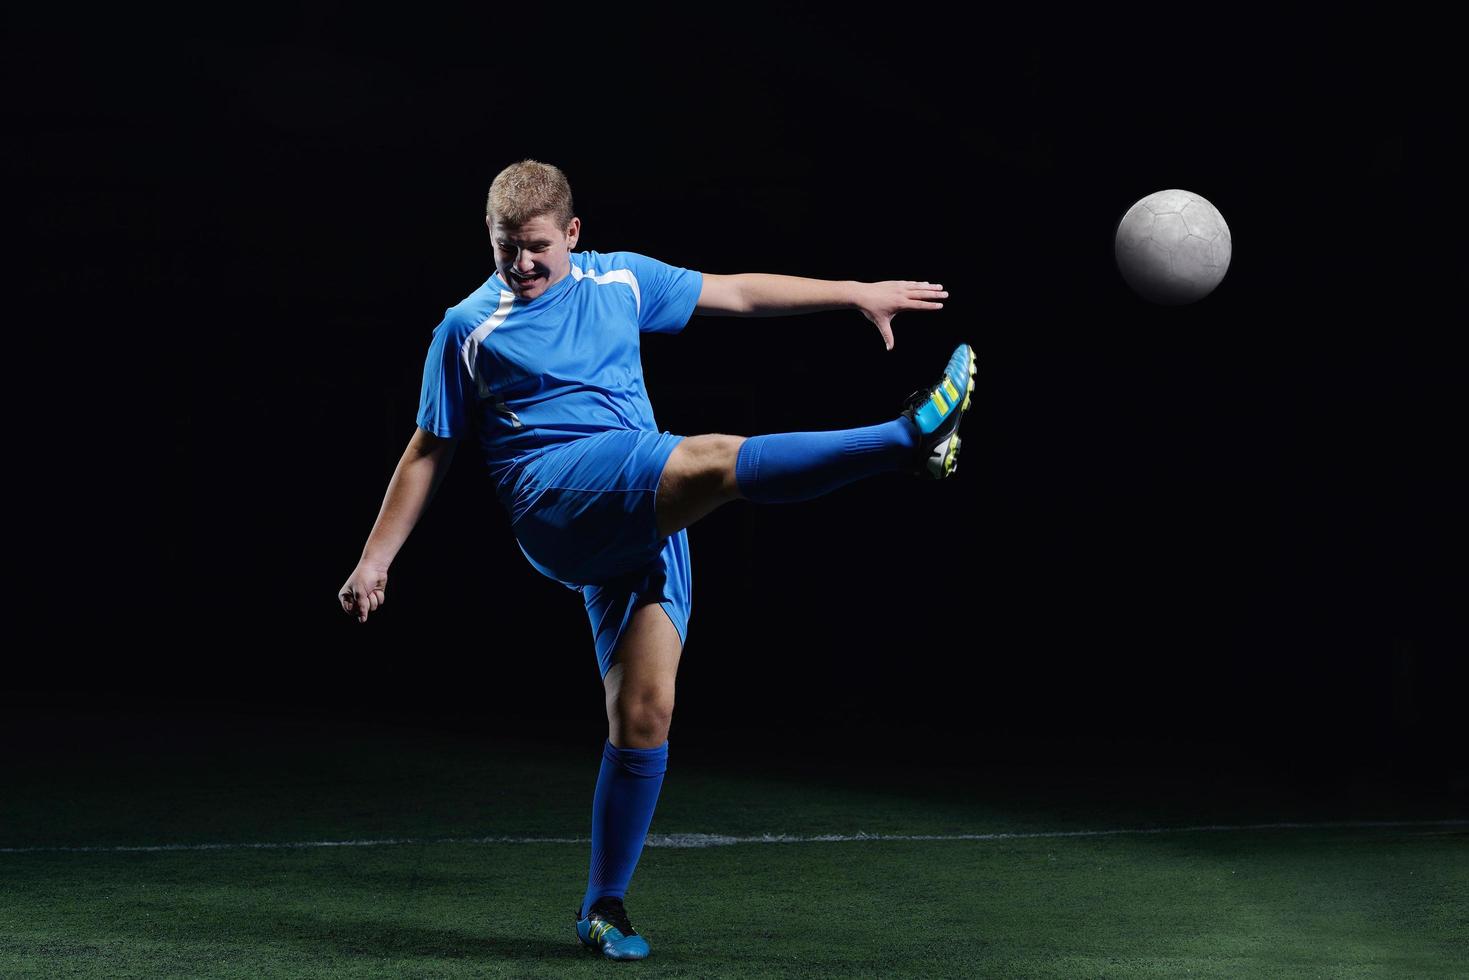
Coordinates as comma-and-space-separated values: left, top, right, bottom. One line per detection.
654, 418, 923, 539
652, 343, 975, 539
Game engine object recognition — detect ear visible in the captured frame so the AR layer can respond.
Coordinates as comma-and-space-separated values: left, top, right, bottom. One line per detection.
566, 216, 581, 246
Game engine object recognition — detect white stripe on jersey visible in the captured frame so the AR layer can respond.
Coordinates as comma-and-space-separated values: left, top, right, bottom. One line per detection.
570, 262, 641, 318
461, 289, 519, 424
460, 289, 515, 385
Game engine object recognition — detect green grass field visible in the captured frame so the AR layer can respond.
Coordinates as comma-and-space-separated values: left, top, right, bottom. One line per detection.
2, 708, 1464, 978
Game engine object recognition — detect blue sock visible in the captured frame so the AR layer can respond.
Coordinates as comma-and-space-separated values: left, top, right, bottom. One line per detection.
734, 417, 919, 504
581, 738, 668, 918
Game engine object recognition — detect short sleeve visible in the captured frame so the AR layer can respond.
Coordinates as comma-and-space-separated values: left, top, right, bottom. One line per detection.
617, 251, 703, 335
415, 315, 473, 438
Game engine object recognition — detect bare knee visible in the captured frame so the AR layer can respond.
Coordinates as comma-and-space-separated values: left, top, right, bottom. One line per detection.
671, 434, 744, 495
609, 684, 675, 748
655, 434, 747, 538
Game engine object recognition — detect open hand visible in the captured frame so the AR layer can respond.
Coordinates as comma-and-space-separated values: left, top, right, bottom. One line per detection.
857, 281, 948, 351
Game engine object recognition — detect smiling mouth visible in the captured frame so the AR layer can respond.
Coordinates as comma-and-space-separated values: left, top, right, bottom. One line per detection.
510, 271, 540, 283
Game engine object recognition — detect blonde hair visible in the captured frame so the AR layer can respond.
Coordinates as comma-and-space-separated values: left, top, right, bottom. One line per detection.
486, 159, 574, 231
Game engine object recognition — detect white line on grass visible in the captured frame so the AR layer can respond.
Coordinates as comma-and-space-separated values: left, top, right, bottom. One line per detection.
2, 820, 1464, 855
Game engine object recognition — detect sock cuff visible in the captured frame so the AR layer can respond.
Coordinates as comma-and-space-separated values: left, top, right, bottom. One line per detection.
604, 738, 669, 777
841, 429, 884, 454
734, 435, 764, 498
842, 418, 918, 465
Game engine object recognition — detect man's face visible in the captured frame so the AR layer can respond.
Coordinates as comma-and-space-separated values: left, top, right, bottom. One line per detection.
487, 212, 580, 300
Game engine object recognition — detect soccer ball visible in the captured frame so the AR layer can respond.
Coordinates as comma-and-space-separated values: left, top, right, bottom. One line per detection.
1114, 189, 1232, 305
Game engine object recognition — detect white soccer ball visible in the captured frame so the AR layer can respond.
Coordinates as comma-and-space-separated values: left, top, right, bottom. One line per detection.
1114, 189, 1232, 305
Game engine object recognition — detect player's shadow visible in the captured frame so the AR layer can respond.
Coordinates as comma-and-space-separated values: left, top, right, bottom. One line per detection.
157, 880, 725, 967
178, 904, 591, 963
209, 906, 707, 967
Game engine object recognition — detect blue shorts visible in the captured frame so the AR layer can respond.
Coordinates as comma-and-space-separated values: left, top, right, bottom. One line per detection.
511, 429, 692, 679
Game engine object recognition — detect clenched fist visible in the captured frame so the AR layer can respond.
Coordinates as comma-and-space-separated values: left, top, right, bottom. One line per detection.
338, 562, 389, 623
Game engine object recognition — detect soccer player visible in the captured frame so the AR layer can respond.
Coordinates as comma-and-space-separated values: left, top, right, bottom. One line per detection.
338, 159, 974, 961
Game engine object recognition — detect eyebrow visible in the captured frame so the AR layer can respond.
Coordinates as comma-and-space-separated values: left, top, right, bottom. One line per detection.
497, 237, 553, 247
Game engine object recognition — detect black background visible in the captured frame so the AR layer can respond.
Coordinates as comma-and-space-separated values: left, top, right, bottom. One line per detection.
8, 11, 1462, 776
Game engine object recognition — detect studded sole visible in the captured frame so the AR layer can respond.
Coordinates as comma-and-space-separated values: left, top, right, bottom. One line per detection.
944, 351, 976, 475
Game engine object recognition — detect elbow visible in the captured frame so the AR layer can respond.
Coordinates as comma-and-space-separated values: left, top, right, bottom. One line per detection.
410, 426, 460, 459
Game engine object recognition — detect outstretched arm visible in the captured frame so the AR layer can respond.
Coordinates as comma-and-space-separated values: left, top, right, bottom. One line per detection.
694, 272, 948, 350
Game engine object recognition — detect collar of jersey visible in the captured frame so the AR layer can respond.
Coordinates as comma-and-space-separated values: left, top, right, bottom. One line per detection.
492, 264, 577, 308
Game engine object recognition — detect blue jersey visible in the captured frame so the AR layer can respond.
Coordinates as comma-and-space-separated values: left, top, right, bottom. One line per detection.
416, 249, 703, 520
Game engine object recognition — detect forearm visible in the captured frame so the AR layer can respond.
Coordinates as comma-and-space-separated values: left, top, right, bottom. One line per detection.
358, 445, 454, 568
730, 274, 862, 317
